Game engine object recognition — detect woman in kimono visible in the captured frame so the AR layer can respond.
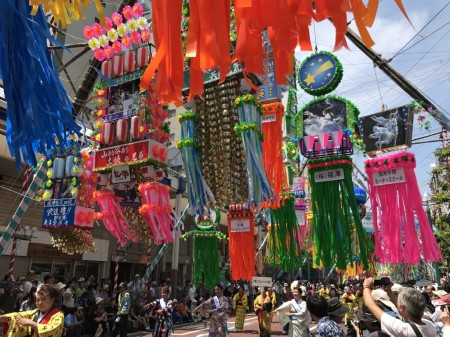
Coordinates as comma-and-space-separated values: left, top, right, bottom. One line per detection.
232, 285, 248, 332
254, 287, 276, 337
272, 281, 311, 337
0, 283, 64, 337
145, 287, 173, 337
194, 282, 229, 337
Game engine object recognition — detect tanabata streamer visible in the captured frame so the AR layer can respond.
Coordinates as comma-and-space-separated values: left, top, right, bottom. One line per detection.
177, 110, 216, 215
364, 152, 441, 264
0, 1, 80, 169
227, 205, 255, 281
138, 182, 175, 245
234, 95, 274, 206
93, 191, 137, 246
307, 156, 370, 269
266, 196, 304, 272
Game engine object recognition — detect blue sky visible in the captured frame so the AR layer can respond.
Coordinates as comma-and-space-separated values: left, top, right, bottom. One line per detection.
295, 1, 450, 196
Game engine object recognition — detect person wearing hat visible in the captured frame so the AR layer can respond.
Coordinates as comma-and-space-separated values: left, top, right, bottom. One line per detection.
272, 282, 311, 337
111, 282, 131, 337
328, 297, 349, 326
363, 277, 436, 337
306, 296, 345, 337
128, 274, 143, 304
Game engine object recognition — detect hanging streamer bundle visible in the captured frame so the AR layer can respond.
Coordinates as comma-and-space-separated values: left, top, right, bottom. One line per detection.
93, 191, 137, 246
177, 110, 216, 215
235, 95, 274, 206
266, 196, 304, 271
364, 152, 441, 264
307, 157, 370, 269
138, 182, 175, 245
227, 204, 255, 281
0, 2, 80, 168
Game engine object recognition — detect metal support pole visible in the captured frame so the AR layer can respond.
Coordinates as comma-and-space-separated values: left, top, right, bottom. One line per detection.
171, 192, 182, 299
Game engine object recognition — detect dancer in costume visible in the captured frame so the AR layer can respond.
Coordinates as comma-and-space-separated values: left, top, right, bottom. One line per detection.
340, 286, 356, 325
0, 284, 64, 337
254, 287, 276, 337
146, 287, 173, 337
194, 282, 229, 337
232, 285, 248, 332
272, 282, 311, 337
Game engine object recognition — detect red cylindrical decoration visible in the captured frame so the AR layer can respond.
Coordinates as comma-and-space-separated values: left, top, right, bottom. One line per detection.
136, 47, 149, 69
112, 55, 123, 77
114, 240, 120, 298
124, 50, 136, 73
101, 60, 113, 78
101, 122, 114, 146
116, 119, 129, 143
130, 115, 143, 140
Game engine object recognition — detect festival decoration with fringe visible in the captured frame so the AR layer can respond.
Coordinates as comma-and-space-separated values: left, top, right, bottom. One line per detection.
93, 190, 137, 246
227, 204, 255, 281
266, 196, 305, 271
0, 1, 80, 169
261, 102, 287, 208
364, 152, 442, 264
235, 95, 274, 206
49, 227, 96, 255
307, 157, 371, 270
177, 110, 216, 215
138, 182, 175, 245
182, 210, 227, 288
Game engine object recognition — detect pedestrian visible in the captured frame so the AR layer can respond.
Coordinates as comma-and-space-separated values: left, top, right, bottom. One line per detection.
306, 296, 345, 337
233, 285, 248, 332
254, 287, 276, 337
111, 282, 131, 337
146, 286, 173, 337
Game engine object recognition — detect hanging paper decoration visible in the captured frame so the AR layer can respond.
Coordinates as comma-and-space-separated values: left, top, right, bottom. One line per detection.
234, 95, 274, 206
182, 210, 227, 288
307, 156, 371, 270
138, 182, 174, 245
177, 110, 216, 215
297, 52, 343, 96
49, 228, 96, 255
227, 204, 255, 281
93, 190, 137, 246
292, 177, 307, 243
266, 196, 305, 271
0, 2, 80, 168
195, 81, 248, 206
261, 102, 288, 208
364, 152, 442, 264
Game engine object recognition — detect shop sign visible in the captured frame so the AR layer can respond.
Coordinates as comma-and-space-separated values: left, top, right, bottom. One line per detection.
111, 165, 131, 183
230, 218, 250, 233
314, 168, 344, 183
373, 168, 406, 186
43, 198, 76, 228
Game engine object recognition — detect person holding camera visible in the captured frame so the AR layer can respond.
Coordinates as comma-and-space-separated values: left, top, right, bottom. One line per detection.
254, 287, 276, 337
363, 277, 436, 337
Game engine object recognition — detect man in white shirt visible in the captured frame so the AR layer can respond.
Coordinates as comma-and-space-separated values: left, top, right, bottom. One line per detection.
363, 277, 436, 337
23, 270, 35, 295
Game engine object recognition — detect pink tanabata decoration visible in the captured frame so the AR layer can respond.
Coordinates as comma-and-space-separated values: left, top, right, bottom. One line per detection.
138, 182, 174, 244
364, 151, 441, 264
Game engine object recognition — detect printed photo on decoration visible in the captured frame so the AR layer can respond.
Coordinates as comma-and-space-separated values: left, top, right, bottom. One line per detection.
57, 179, 73, 199
359, 105, 412, 155
107, 88, 139, 114
112, 180, 141, 207
302, 97, 347, 136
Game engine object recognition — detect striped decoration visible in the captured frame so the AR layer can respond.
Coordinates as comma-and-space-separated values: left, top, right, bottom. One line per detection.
0, 161, 48, 256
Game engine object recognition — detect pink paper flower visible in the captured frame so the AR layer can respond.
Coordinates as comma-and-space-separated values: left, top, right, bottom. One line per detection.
122, 5, 134, 20
104, 46, 114, 59
92, 23, 104, 37
83, 26, 94, 39
93, 48, 106, 61
104, 17, 113, 30
130, 31, 141, 45
111, 12, 123, 26
111, 40, 122, 54
121, 35, 132, 49
132, 3, 144, 17
141, 29, 151, 42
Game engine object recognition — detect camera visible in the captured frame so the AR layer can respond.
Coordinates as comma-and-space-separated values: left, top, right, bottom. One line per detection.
374, 277, 391, 287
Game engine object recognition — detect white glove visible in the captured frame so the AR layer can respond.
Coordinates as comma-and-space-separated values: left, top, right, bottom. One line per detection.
115, 317, 121, 323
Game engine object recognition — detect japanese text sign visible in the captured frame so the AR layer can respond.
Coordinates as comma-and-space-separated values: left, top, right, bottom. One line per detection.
230, 218, 251, 233
43, 198, 76, 228
314, 168, 344, 183
373, 168, 406, 186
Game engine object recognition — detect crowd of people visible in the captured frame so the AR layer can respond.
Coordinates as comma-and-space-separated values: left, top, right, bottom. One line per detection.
3, 272, 450, 337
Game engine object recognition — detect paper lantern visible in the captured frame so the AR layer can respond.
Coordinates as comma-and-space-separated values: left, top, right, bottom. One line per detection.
52, 158, 66, 179
354, 186, 368, 205
101, 122, 114, 146
136, 47, 148, 69
115, 119, 128, 143
124, 50, 136, 73
130, 115, 143, 140
112, 55, 123, 77
101, 60, 113, 78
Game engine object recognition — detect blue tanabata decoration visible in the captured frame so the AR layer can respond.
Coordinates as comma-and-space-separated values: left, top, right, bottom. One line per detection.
0, 1, 80, 169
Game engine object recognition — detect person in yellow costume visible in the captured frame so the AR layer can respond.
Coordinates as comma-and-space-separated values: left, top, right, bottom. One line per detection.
318, 285, 330, 300
354, 284, 364, 310
0, 283, 64, 337
254, 287, 277, 337
340, 286, 356, 325
232, 285, 248, 332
